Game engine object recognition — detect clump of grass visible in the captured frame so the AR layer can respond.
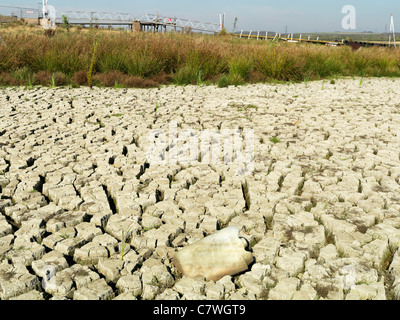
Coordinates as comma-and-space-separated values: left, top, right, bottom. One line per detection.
270, 137, 281, 144
228, 56, 253, 81
217, 75, 230, 88
120, 225, 134, 261
174, 64, 202, 85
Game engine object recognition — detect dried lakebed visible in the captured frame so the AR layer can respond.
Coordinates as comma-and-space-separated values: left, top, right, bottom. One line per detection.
1, 78, 400, 300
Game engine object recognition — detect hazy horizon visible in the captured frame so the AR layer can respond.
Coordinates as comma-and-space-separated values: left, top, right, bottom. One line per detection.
3, 0, 400, 33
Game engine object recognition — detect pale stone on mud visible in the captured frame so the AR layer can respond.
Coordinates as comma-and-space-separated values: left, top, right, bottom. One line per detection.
173, 226, 253, 281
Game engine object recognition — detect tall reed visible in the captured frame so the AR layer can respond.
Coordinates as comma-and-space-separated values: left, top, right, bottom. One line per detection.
87, 40, 99, 88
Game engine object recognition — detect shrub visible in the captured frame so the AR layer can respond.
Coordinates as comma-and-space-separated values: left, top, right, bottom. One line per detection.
53, 72, 68, 86
0, 72, 20, 86
33, 70, 52, 85
73, 70, 88, 85
93, 71, 125, 87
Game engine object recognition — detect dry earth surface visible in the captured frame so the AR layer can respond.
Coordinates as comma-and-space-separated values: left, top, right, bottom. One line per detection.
1, 78, 400, 300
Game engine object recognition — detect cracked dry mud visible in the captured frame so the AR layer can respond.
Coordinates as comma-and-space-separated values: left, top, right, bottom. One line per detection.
1, 78, 400, 300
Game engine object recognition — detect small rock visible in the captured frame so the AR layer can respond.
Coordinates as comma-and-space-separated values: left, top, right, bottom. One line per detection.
268, 277, 300, 300
32, 251, 69, 277
97, 257, 125, 283
173, 276, 206, 296
0, 260, 40, 300
116, 274, 142, 297
205, 281, 225, 300
155, 288, 180, 300
113, 292, 138, 300
275, 248, 307, 277
75, 222, 103, 242
73, 278, 115, 300
238, 273, 267, 298
292, 283, 317, 300
9, 290, 44, 300
345, 279, 386, 300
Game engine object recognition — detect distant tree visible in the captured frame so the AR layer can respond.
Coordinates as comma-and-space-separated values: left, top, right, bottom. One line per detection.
233, 17, 238, 33
61, 15, 70, 32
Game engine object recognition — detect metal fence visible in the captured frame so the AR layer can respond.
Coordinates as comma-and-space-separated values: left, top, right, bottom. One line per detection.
0, 4, 222, 34
139, 14, 222, 33
0, 5, 40, 21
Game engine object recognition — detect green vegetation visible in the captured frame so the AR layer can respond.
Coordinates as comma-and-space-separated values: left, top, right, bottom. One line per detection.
1, 28, 400, 88
87, 40, 99, 88
120, 225, 134, 261
270, 137, 281, 144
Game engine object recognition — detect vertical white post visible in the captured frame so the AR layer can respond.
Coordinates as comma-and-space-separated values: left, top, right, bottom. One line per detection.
390, 14, 396, 47
257, 31, 260, 40
240, 30, 243, 38
266, 31, 268, 41
317, 37, 319, 41
299, 34, 302, 42
308, 36, 310, 40
248, 30, 252, 39
291, 33, 293, 41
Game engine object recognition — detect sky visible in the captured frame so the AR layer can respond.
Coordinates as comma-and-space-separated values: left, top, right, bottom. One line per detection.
5, 0, 400, 33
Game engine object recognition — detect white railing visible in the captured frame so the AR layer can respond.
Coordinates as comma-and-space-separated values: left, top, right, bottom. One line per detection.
55, 11, 134, 24
139, 14, 222, 33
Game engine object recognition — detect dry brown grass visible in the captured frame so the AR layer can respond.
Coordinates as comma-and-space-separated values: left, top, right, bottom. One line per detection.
1, 27, 400, 88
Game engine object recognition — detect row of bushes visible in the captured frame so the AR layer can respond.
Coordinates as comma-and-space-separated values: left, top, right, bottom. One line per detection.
1, 29, 400, 88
